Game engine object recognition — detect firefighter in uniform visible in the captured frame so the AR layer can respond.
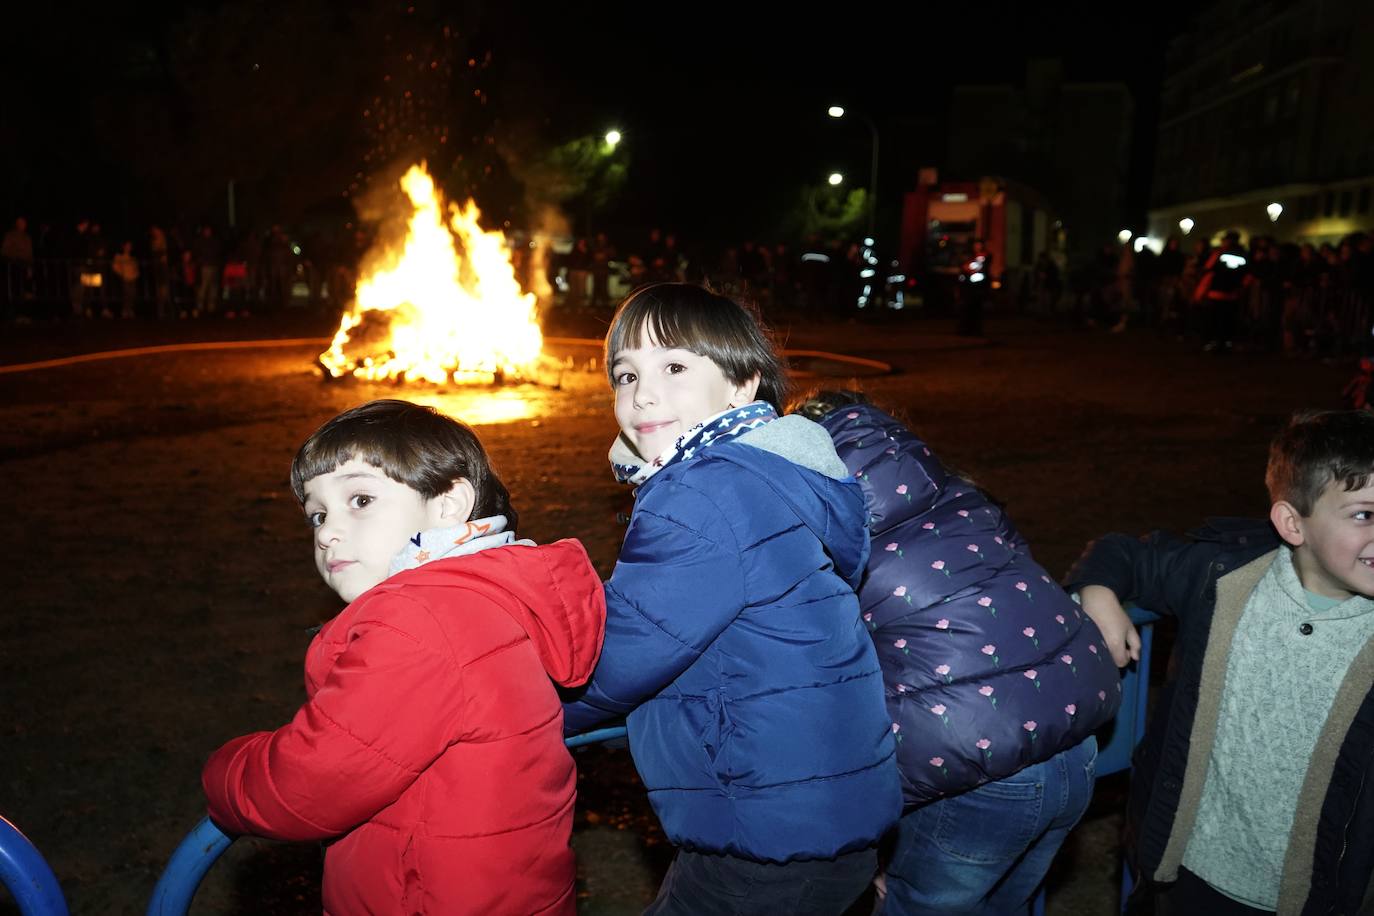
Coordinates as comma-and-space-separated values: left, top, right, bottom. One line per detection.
1194, 230, 1252, 352
957, 238, 991, 337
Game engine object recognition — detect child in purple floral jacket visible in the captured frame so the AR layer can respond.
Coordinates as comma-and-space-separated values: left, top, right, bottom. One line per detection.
797, 390, 1121, 915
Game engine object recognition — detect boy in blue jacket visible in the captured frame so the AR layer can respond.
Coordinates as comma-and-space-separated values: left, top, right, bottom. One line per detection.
563, 284, 901, 915
1068, 409, 1374, 914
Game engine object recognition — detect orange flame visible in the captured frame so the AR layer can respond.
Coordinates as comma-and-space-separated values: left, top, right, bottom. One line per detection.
320, 163, 543, 383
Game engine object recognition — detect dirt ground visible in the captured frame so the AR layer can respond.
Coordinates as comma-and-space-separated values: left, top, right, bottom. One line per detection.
0, 310, 1351, 914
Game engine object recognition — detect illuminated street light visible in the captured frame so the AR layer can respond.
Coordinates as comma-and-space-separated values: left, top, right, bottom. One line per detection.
1266, 202, 1283, 222
1179, 217, 1195, 235
828, 172, 844, 186
605, 129, 622, 149
1117, 229, 1132, 244
827, 106, 879, 238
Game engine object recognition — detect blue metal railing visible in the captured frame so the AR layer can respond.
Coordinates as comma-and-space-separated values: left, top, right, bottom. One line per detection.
9, 603, 1165, 916
0, 816, 68, 916
146, 725, 629, 915
1094, 606, 1160, 778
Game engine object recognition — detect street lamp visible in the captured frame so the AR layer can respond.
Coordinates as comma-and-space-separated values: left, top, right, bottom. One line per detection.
827, 106, 879, 239
828, 172, 844, 186
1179, 217, 1195, 235
1266, 202, 1283, 222
604, 129, 622, 150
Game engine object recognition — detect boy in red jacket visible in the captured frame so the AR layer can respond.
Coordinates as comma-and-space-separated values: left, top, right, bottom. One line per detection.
202, 399, 606, 915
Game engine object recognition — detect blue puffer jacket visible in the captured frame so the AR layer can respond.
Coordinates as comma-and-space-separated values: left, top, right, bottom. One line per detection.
819, 404, 1121, 808
564, 415, 902, 863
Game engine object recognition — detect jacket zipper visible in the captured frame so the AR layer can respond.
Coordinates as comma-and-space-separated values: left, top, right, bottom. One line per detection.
1327, 765, 1367, 913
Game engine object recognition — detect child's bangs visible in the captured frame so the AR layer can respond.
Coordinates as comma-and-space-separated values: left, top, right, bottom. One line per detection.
291, 434, 402, 503
608, 291, 707, 360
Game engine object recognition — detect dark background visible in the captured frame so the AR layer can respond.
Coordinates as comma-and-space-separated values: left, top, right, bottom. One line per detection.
1, 1, 1194, 248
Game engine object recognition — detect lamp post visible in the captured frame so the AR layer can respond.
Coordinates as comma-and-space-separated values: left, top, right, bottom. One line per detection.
828, 106, 880, 240
585, 127, 623, 236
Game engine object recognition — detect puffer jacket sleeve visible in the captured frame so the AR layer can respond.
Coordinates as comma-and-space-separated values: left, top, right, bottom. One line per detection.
563, 479, 747, 731
202, 594, 465, 840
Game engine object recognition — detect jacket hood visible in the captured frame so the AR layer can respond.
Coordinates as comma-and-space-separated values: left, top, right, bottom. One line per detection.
394, 539, 606, 687
819, 403, 950, 532
711, 415, 870, 585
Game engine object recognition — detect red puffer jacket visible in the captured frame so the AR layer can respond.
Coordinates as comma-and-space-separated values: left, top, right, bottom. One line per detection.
203, 540, 606, 915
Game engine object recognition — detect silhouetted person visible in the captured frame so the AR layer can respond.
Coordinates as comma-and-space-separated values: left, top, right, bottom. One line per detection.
1195, 230, 1252, 353
957, 238, 991, 336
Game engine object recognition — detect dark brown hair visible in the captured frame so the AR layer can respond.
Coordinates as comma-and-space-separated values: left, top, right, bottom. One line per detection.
290, 399, 516, 530
605, 283, 789, 411
1265, 409, 1374, 514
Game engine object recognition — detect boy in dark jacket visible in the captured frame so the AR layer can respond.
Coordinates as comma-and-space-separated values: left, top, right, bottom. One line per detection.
1067, 409, 1374, 914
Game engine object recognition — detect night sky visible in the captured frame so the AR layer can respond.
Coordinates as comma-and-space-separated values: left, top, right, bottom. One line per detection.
2, 1, 1195, 250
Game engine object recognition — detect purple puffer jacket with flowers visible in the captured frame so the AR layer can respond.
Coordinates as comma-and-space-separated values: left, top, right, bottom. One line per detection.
819, 404, 1121, 807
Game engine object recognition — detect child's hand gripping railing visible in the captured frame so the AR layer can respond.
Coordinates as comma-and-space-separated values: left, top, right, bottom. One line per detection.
1094, 606, 1160, 778
0, 815, 68, 916
146, 724, 630, 915
1030, 605, 1160, 916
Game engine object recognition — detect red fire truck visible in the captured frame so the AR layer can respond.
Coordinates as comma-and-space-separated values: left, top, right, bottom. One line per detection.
897, 174, 1061, 310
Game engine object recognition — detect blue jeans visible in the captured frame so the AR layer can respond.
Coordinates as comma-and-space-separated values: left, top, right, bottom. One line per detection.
645, 846, 878, 915
884, 736, 1098, 915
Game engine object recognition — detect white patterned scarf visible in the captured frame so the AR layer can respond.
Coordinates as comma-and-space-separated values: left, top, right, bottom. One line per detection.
388, 514, 533, 576
609, 401, 778, 485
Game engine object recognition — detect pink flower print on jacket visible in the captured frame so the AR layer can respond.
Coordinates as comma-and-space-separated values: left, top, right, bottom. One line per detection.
1015, 581, 1033, 602
1060, 653, 1077, 675
930, 703, 949, 725
935, 664, 953, 684
980, 643, 999, 666
1023, 668, 1041, 690
862, 612, 875, 631
885, 542, 903, 557
929, 756, 948, 776
894, 638, 910, 655
1088, 643, 1101, 661
896, 483, 911, 503
978, 685, 997, 708
893, 585, 913, 605
977, 595, 997, 617
975, 737, 992, 761
892, 722, 903, 742
1022, 626, 1039, 648
931, 560, 950, 577
935, 618, 952, 636
966, 543, 985, 561
1055, 613, 1068, 632
1064, 704, 1077, 720
922, 521, 942, 537
1023, 720, 1039, 742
